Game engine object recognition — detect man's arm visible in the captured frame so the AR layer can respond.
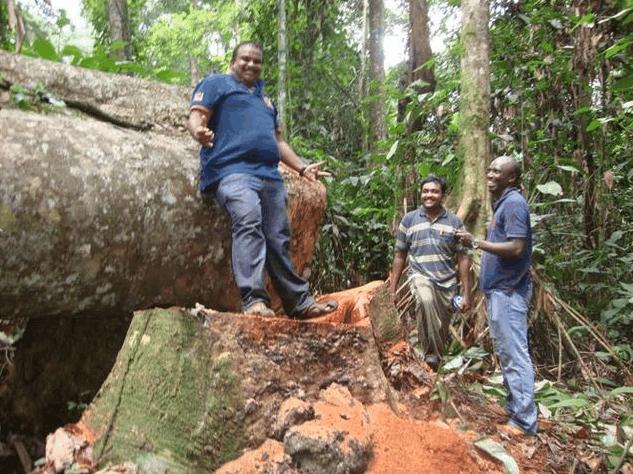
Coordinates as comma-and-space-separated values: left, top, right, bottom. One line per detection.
455, 230, 526, 259
275, 129, 331, 181
187, 107, 214, 147
456, 252, 472, 312
389, 250, 408, 306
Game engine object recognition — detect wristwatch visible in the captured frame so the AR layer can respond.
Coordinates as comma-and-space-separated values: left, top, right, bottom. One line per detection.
472, 239, 480, 249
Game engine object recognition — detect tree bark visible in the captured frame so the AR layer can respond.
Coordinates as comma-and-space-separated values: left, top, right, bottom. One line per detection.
571, 0, 600, 249
0, 50, 188, 132
277, 0, 288, 135
7, 0, 25, 53
368, 0, 386, 144
108, 0, 131, 60
397, 0, 435, 218
455, 0, 490, 233
81, 306, 395, 471
0, 54, 327, 321
407, 0, 435, 104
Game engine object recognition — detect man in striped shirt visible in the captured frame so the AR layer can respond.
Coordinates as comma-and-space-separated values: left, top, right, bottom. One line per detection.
389, 175, 472, 369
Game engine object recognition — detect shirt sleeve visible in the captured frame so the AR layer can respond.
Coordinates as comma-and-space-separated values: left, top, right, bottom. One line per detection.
190, 75, 225, 110
395, 217, 410, 252
270, 98, 279, 129
504, 199, 530, 239
454, 219, 467, 254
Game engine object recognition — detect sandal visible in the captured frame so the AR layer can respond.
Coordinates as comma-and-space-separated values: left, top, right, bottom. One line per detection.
244, 301, 275, 318
292, 300, 338, 320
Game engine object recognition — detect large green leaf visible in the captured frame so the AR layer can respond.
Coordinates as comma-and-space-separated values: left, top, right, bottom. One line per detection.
32, 38, 59, 61
536, 181, 563, 196
547, 397, 590, 409
608, 386, 633, 397
385, 140, 399, 161
474, 438, 520, 474
612, 75, 633, 92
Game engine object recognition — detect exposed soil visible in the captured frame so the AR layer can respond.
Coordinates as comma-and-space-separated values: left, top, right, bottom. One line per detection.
2, 282, 615, 473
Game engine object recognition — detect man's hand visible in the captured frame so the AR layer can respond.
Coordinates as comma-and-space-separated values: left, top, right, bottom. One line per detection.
193, 125, 214, 148
455, 229, 475, 247
301, 161, 333, 181
188, 108, 214, 148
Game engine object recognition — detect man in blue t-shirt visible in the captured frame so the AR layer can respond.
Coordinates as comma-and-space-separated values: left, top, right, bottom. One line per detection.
187, 41, 337, 319
456, 156, 537, 435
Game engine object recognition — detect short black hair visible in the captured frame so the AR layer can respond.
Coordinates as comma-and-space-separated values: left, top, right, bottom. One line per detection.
230, 41, 264, 63
495, 155, 522, 184
420, 175, 447, 195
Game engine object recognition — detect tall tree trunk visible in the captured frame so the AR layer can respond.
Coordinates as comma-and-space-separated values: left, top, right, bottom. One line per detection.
396, 0, 435, 219
571, 0, 600, 249
108, 0, 131, 60
407, 0, 435, 112
358, 0, 370, 152
358, 0, 370, 98
189, 0, 200, 86
368, 0, 386, 144
277, 0, 288, 136
456, 0, 490, 233
6, 0, 25, 53
189, 56, 199, 86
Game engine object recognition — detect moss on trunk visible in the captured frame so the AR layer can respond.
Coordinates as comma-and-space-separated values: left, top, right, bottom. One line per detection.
85, 308, 245, 472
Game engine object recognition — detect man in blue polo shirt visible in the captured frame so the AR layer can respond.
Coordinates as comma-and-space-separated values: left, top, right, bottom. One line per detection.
456, 155, 537, 435
389, 175, 472, 369
187, 41, 337, 319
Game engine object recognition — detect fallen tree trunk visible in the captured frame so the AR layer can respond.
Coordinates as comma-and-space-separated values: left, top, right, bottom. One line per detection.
0, 50, 189, 133
0, 108, 326, 320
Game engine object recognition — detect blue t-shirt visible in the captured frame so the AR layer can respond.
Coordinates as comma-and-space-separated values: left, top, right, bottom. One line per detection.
480, 187, 532, 295
190, 74, 282, 192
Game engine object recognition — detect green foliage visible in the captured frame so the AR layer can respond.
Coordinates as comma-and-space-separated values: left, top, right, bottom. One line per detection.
140, 5, 239, 78
81, 0, 146, 52
9, 82, 65, 111
0, 1, 11, 50
478, 0, 633, 343
5, 0, 633, 343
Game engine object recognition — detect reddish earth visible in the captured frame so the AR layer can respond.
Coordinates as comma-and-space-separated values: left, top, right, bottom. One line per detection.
36, 282, 606, 473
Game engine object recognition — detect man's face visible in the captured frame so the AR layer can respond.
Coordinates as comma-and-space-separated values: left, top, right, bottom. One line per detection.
230, 45, 263, 87
487, 157, 516, 196
421, 181, 444, 211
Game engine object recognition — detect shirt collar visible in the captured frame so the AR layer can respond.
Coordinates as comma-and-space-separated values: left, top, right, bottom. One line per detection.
418, 206, 447, 222
492, 186, 519, 210
229, 74, 265, 93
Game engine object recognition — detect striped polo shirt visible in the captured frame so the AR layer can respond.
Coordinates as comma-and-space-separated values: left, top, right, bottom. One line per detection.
395, 207, 465, 289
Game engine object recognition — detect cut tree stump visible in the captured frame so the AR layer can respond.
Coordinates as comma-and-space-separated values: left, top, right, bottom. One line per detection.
80, 306, 395, 472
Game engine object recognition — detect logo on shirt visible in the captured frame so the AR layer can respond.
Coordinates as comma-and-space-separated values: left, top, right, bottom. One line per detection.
263, 96, 274, 109
193, 91, 204, 102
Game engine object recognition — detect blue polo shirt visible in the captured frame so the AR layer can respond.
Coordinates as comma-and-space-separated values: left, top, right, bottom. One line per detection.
395, 207, 465, 289
480, 187, 532, 296
190, 74, 282, 193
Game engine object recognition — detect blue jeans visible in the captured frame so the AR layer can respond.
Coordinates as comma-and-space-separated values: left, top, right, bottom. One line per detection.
487, 287, 537, 433
214, 173, 314, 315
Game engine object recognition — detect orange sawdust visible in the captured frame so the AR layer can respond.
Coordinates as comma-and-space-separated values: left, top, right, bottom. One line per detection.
66, 420, 97, 445
311, 280, 383, 325
366, 403, 481, 474
215, 439, 288, 474
302, 384, 372, 454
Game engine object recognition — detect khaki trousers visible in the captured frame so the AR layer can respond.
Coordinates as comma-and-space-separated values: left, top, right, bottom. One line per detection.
409, 274, 452, 357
